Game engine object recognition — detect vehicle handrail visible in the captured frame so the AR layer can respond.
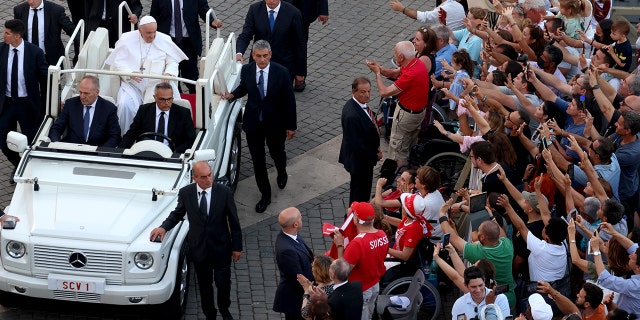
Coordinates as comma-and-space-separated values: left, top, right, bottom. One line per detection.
58, 68, 197, 85
205, 9, 221, 56
63, 19, 85, 71
14, 177, 179, 196
118, 1, 134, 42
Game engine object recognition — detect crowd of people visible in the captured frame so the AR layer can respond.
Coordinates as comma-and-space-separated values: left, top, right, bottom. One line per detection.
314, 0, 640, 319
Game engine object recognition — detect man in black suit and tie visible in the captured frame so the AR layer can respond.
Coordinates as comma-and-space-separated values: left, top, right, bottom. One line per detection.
224, 40, 297, 213
150, 0, 222, 94
48, 75, 121, 147
150, 161, 242, 320
0, 19, 49, 172
339, 77, 382, 204
310, 258, 363, 320
273, 207, 314, 320
85, 0, 142, 48
283, 0, 328, 41
14, 0, 75, 66
119, 82, 196, 153
236, 0, 306, 90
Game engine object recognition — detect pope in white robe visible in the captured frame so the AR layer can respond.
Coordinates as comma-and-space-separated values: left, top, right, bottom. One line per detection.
104, 15, 188, 134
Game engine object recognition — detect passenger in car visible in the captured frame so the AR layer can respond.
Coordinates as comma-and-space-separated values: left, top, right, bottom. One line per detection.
118, 82, 196, 153
48, 75, 121, 147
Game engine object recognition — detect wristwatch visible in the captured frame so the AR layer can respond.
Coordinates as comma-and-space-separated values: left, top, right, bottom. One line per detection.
593, 251, 601, 256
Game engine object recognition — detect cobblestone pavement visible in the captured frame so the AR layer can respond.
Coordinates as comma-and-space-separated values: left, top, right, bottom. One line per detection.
0, 0, 445, 319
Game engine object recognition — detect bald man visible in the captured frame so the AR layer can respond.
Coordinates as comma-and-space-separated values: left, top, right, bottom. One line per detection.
150, 161, 242, 320
273, 207, 314, 320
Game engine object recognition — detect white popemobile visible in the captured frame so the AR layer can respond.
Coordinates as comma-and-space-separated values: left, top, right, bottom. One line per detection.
0, 16, 242, 318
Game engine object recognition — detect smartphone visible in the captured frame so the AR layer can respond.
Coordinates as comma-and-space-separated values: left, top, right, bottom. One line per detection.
505, 316, 514, 320
152, 235, 162, 243
442, 233, 451, 247
457, 313, 466, 320
2, 218, 15, 230
587, 240, 595, 255
541, 136, 548, 149
494, 284, 509, 295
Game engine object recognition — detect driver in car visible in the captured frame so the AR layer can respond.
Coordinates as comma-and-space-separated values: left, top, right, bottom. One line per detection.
118, 82, 196, 153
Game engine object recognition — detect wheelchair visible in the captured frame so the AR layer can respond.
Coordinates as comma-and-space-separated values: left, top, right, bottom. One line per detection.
377, 237, 443, 320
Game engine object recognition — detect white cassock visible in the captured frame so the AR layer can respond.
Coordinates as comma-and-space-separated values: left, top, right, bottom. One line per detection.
104, 30, 188, 134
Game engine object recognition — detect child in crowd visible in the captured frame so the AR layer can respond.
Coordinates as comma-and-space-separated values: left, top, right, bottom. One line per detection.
555, 0, 584, 39
605, 20, 633, 72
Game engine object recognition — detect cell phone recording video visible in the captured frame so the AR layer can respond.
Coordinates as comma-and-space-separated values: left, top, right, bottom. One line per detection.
442, 233, 451, 247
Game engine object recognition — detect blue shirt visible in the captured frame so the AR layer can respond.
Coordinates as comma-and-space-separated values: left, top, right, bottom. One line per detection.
452, 29, 483, 78
573, 153, 620, 199
449, 70, 470, 110
597, 270, 640, 315
434, 44, 456, 77
610, 133, 640, 200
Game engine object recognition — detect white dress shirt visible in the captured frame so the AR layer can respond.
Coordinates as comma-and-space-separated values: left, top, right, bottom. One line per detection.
196, 185, 212, 214
83, 99, 98, 138
256, 63, 270, 96
170, 0, 189, 38
155, 106, 170, 147
265, 3, 281, 19
7, 41, 27, 98
27, 2, 45, 52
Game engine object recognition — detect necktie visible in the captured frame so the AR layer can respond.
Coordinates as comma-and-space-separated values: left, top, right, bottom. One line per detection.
11, 48, 18, 99
83, 106, 92, 141
365, 105, 380, 136
258, 70, 265, 121
32, 9, 39, 47
173, 0, 183, 43
199, 191, 208, 216
269, 10, 275, 32
157, 111, 166, 142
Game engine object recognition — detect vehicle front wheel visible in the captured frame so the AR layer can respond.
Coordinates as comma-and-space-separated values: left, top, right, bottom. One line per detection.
160, 242, 190, 319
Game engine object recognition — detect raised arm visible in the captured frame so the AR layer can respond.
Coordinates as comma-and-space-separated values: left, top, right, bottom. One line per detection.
567, 218, 590, 273
439, 199, 467, 253
497, 193, 529, 240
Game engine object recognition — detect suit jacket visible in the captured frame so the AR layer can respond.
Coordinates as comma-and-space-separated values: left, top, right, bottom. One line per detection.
14, 0, 75, 66
119, 102, 196, 153
328, 281, 364, 320
231, 61, 296, 134
84, 0, 142, 44
339, 99, 380, 174
0, 41, 49, 122
48, 96, 121, 147
272, 231, 314, 314
283, 0, 328, 26
236, 1, 306, 77
160, 183, 242, 265
150, 0, 213, 56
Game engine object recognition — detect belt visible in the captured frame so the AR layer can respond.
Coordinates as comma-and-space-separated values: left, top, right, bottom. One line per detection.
398, 102, 424, 114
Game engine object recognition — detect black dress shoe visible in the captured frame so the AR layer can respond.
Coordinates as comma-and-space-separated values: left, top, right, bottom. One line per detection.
294, 80, 306, 92
277, 174, 288, 189
255, 198, 271, 213
221, 310, 234, 320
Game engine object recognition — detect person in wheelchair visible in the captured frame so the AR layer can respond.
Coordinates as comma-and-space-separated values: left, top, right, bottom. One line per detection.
374, 170, 417, 219
383, 193, 433, 282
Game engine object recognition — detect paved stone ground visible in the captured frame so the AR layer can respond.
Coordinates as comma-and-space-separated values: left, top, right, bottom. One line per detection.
0, 0, 457, 319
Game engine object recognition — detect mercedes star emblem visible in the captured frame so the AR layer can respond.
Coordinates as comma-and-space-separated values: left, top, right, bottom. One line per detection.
68, 252, 87, 268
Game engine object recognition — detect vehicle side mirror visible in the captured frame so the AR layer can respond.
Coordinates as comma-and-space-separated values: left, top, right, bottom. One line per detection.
7, 131, 28, 153
193, 149, 216, 163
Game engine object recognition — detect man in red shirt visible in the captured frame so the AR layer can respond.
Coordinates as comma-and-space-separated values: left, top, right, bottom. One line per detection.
366, 40, 430, 167
333, 202, 389, 320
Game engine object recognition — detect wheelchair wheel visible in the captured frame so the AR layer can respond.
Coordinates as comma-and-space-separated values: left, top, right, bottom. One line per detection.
381, 275, 442, 320
426, 152, 468, 199
430, 104, 449, 124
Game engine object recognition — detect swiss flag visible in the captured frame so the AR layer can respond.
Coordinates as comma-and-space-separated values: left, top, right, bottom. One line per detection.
325, 213, 359, 259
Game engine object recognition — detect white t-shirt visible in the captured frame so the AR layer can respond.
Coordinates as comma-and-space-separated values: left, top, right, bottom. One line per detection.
527, 231, 567, 282
422, 190, 445, 239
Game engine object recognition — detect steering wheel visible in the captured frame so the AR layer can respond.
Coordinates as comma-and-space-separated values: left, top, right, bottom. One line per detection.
135, 132, 176, 152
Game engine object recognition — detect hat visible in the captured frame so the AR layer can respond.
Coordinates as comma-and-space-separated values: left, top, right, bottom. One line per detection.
521, 191, 549, 214
139, 15, 157, 26
400, 193, 426, 219
528, 293, 553, 320
351, 202, 375, 224
389, 296, 410, 310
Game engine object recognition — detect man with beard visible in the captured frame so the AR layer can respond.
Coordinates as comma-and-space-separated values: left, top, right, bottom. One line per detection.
537, 279, 606, 319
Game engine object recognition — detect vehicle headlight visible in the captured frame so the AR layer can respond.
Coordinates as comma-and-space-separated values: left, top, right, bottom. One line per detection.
6, 241, 25, 258
134, 252, 154, 270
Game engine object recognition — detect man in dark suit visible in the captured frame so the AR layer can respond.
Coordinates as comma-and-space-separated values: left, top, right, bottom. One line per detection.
0, 19, 49, 171
119, 82, 196, 153
14, 0, 75, 66
224, 40, 296, 213
310, 258, 363, 320
283, 0, 328, 40
339, 77, 382, 204
84, 0, 142, 48
273, 207, 314, 320
150, 0, 222, 94
150, 161, 242, 320
66, 0, 83, 64
49, 75, 121, 147
236, 0, 306, 90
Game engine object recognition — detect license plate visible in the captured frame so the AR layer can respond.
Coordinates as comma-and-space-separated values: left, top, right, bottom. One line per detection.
47, 275, 105, 294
